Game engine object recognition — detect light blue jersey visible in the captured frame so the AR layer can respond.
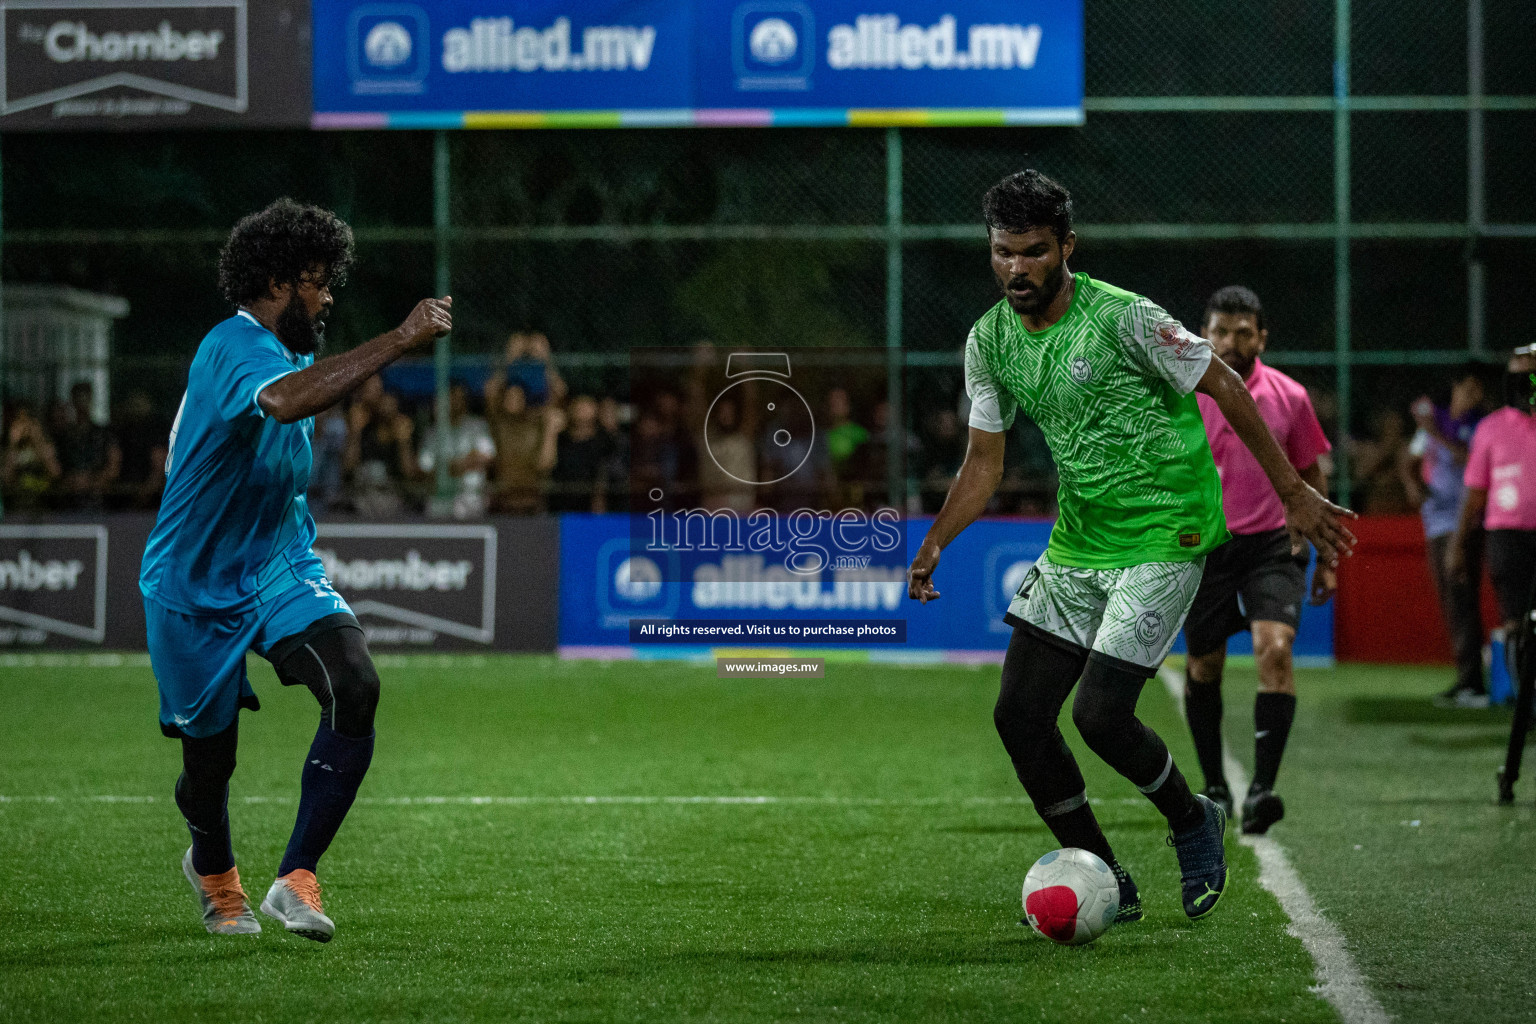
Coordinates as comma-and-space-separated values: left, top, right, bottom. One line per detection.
140, 311, 323, 614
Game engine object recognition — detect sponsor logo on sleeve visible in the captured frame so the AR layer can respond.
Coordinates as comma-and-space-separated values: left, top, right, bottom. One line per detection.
1155, 321, 1198, 360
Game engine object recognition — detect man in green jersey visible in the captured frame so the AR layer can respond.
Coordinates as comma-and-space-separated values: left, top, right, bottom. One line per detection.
908, 171, 1355, 923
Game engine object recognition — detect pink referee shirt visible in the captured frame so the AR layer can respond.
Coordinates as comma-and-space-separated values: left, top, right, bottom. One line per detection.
1464, 407, 1536, 530
1197, 358, 1332, 536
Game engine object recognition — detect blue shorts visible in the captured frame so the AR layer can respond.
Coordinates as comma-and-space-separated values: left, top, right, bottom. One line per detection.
146, 577, 356, 739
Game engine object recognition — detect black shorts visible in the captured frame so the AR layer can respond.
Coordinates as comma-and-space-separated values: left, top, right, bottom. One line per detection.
1486, 529, 1536, 623
1183, 528, 1308, 658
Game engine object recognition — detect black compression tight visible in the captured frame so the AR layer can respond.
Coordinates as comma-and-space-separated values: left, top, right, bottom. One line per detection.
273, 624, 380, 737
995, 625, 1203, 844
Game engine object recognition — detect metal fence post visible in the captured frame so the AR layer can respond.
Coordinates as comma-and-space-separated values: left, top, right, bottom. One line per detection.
1334, 0, 1353, 504
433, 130, 453, 505
885, 126, 904, 510
0, 132, 5, 521
1467, 0, 1486, 356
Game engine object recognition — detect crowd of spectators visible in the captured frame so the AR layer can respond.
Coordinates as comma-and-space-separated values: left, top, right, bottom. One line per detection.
27, 338, 1515, 525
0, 339, 1081, 520
1, 381, 167, 513
306, 331, 601, 518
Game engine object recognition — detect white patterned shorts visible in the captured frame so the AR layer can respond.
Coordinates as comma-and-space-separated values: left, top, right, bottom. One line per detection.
1005, 552, 1207, 669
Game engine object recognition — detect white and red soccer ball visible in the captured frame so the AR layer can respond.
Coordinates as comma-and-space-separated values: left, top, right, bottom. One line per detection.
1022, 848, 1119, 945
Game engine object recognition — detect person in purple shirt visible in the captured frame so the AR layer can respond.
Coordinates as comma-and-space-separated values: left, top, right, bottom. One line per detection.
1404, 367, 1487, 706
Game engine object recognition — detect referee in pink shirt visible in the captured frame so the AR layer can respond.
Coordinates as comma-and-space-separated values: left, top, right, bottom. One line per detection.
1449, 345, 1536, 667
1182, 287, 1335, 835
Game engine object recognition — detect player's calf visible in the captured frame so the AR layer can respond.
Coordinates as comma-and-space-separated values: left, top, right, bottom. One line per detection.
1073, 656, 1205, 833
272, 623, 378, 894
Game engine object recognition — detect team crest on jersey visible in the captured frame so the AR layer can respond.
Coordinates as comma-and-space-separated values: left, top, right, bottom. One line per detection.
1134, 610, 1165, 648
1155, 321, 1195, 358
1070, 357, 1093, 384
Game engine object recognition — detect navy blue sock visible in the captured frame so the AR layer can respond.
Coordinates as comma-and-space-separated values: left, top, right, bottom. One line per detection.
278, 724, 374, 877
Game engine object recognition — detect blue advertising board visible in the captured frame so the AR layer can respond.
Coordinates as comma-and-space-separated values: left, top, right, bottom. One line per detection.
312, 1, 1083, 128
558, 514, 1335, 663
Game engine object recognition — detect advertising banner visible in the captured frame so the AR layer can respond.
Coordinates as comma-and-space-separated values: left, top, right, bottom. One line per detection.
559, 513, 1335, 662
0, 516, 559, 652
311, 0, 1082, 128
0, 523, 111, 646
0, 0, 311, 129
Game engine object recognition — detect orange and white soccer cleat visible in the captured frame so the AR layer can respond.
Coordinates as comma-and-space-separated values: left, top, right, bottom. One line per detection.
260, 869, 335, 943
181, 847, 261, 935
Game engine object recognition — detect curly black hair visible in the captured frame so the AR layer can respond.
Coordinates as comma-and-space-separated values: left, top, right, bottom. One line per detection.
983, 169, 1073, 242
217, 198, 355, 306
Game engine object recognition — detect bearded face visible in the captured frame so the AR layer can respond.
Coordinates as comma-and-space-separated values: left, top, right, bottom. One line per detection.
276, 286, 326, 356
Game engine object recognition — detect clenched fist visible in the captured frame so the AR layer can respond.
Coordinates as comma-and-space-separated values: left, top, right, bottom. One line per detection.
398, 296, 453, 347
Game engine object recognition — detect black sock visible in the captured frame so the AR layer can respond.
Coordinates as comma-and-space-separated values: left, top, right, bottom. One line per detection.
278, 724, 374, 877
1184, 675, 1227, 791
1074, 656, 1203, 833
1251, 692, 1297, 792
176, 722, 238, 876
1036, 792, 1117, 867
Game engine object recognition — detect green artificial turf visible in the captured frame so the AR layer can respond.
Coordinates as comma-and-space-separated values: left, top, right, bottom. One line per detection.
0, 652, 1526, 1023
1237, 662, 1536, 1024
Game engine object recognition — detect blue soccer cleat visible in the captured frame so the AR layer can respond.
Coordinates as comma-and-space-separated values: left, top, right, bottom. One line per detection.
1168, 794, 1228, 920
1112, 861, 1143, 923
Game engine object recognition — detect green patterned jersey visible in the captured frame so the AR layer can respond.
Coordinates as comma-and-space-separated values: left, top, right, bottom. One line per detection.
964, 273, 1230, 568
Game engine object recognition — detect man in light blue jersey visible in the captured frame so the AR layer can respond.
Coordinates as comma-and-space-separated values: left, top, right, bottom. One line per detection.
141, 199, 451, 941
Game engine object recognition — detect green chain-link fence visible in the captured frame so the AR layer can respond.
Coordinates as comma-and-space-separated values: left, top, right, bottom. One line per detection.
3, 0, 1533, 511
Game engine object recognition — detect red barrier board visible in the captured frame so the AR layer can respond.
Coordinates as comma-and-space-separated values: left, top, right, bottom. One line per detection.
1333, 515, 1501, 664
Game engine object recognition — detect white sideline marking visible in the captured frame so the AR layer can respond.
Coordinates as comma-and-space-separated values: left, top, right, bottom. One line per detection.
0, 793, 1156, 808
1157, 666, 1390, 1024
0, 652, 152, 669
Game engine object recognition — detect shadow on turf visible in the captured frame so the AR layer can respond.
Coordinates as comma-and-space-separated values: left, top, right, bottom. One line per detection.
1344, 697, 1513, 726
0, 927, 317, 971
1407, 730, 1536, 750
664, 930, 1169, 968
939, 818, 1169, 836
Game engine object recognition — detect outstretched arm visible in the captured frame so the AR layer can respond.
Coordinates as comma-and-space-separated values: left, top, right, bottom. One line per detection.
908, 427, 1006, 603
1195, 357, 1357, 566
258, 297, 452, 424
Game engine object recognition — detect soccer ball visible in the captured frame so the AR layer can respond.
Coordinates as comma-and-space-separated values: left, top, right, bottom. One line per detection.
1022, 848, 1119, 945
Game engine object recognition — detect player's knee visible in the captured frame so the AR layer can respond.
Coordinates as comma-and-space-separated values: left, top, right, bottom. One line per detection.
180, 726, 237, 784
1253, 631, 1295, 687
1186, 652, 1224, 688
1070, 693, 1124, 752
328, 636, 380, 737
1072, 658, 1148, 751
995, 664, 1047, 736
